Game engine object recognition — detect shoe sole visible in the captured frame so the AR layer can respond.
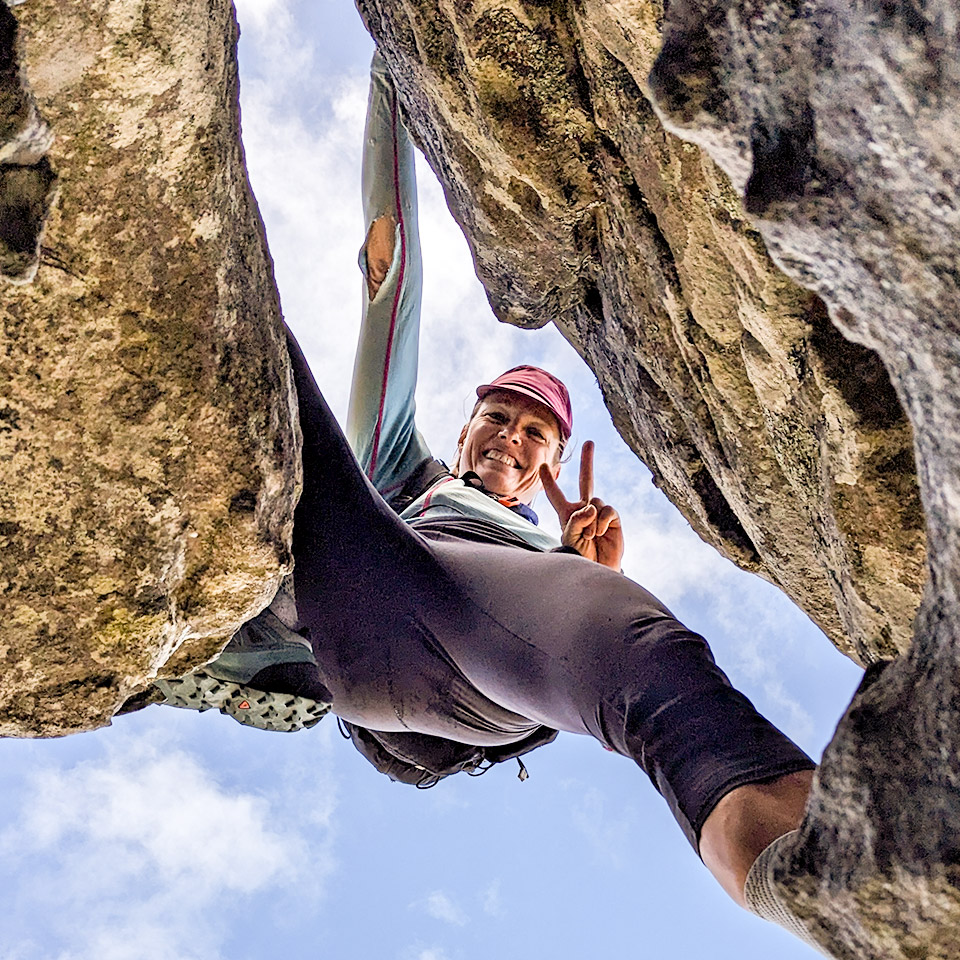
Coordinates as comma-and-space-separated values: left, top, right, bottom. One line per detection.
155, 670, 331, 733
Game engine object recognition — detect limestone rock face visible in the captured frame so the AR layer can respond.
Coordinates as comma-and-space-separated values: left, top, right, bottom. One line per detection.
645, 2, 960, 956
357, 0, 926, 666
0, 0, 299, 736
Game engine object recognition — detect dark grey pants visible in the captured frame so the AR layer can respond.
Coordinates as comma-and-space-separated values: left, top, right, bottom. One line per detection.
286, 331, 814, 851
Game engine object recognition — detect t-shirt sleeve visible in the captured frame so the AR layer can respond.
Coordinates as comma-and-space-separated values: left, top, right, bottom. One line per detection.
346, 53, 432, 502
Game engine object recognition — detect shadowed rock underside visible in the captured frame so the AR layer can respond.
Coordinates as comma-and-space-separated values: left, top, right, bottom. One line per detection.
647, 1, 960, 956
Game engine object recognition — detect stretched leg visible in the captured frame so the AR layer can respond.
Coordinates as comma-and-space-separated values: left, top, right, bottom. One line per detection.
282, 331, 821, 938
408, 537, 817, 857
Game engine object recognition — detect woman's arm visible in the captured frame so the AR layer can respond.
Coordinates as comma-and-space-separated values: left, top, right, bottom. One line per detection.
346, 52, 432, 502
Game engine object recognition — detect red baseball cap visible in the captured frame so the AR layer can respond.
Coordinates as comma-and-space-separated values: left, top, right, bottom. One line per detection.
476, 365, 573, 441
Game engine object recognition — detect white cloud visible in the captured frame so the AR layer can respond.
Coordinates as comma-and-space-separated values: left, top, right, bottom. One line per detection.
481, 879, 504, 918
0, 730, 336, 960
240, 70, 370, 421
0, 943, 39, 960
704, 582, 817, 744
232, 1, 372, 422
416, 890, 468, 926
400, 943, 453, 960
234, 0, 288, 28
567, 786, 639, 869
416, 949, 450, 960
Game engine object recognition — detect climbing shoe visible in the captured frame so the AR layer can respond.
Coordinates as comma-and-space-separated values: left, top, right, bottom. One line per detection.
155, 573, 331, 732
154, 668, 329, 732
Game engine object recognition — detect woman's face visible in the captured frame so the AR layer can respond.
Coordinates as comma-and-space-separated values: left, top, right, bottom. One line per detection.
457, 391, 562, 502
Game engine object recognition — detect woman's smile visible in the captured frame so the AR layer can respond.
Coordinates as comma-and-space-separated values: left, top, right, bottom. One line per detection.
482, 449, 521, 469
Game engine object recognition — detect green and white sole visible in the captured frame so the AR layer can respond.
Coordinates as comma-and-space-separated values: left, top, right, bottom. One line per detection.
155, 669, 331, 733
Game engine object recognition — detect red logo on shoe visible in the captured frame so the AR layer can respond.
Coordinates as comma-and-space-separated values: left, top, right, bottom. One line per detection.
238, 700, 250, 710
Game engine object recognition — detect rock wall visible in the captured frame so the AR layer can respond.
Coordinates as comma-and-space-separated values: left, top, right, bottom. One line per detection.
356, 0, 926, 666
0, 1, 55, 282
647, 2, 960, 957
0, 0, 299, 736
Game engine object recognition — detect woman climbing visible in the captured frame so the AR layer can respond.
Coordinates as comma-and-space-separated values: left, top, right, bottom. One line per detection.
151, 52, 827, 955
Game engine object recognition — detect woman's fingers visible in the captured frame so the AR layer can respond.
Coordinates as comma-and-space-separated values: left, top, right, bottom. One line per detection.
543, 444, 610, 552
571, 502, 597, 537
594, 501, 619, 538
539, 463, 570, 516
560, 502, 596, 544
579, 440, 595, 503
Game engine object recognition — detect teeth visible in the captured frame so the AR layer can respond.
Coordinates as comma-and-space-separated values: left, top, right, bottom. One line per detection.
484, 450, 519, 467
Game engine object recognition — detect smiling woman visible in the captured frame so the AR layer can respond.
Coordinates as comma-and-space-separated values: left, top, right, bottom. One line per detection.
156, 49, 823, 948
142, 44, 825, 957
460, 389, 562, 483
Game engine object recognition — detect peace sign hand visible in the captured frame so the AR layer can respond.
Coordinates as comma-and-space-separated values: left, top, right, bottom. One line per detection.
539, 441, 624, 571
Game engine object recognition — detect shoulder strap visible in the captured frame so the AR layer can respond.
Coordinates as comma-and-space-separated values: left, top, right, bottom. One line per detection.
388, 456, 451, 513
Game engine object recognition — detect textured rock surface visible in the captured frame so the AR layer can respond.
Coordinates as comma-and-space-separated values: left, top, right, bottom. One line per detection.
646, 1, 960, 957
357, 0, 926, 665
0, 0, 299, 736
2, 1, 955, 951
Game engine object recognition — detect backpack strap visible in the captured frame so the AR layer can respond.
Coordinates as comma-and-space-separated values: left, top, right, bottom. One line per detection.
338, 722, 485, 786
388, 457, 451, 513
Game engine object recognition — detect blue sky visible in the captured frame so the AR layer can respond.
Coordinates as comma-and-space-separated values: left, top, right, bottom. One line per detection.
0, 3, 863, 958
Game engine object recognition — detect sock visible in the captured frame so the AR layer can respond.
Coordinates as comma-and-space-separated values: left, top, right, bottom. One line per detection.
743, 830, 832, 956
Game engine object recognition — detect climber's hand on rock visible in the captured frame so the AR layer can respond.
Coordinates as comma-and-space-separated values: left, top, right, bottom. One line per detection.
540, 440, 624, 571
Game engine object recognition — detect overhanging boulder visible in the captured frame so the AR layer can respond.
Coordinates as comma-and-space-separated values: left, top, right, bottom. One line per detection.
645, 1, 960, 955
0, 0, 299, 736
